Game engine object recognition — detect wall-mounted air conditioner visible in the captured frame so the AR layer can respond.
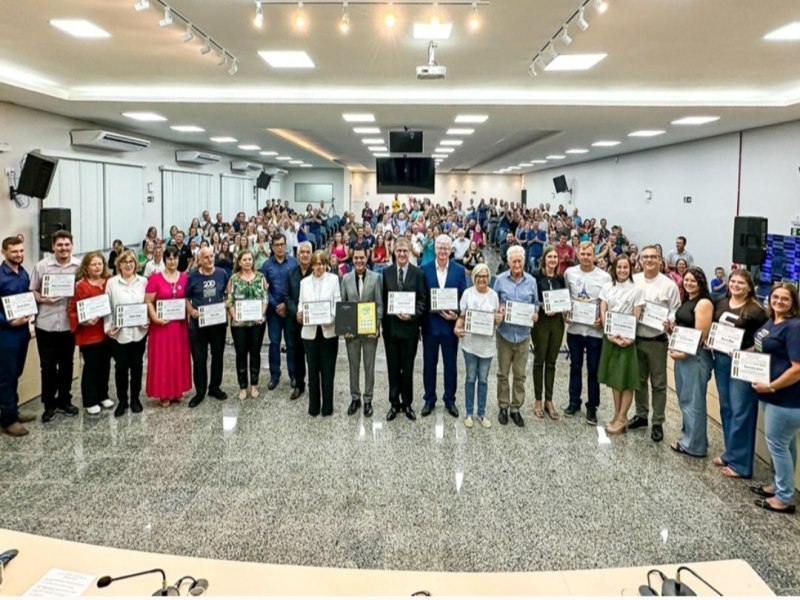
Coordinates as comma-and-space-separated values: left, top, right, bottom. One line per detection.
70, 130, 151, 152
266, 167, 288, 176
176, 150, 221, 165
231, 161, 263, 172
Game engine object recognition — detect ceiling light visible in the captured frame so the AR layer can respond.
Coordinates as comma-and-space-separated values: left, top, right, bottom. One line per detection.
368, 146, 388, 152
440, 140, 463, 146
354, 127, 380, 134
575, 7, 588, 31
566, 148, 589, 154
528, 61, 538, 78
289, 160, 304, 164
540, 44, 558, 68
764, 22, 800, 41
238, 144, 261, 151
300, 164, 313, 167
258, 51, 315, 69
170, 125, 205, 132
413, 23, 453, 40
200, 37, 211, 54
362, 138, 385, 144
259, 150, 279, 156
133, 0, 150, 11
447, 128, 474, 135
217, 51, 227, 66
430, 1, 440, 25
159, 7, 172, 27
455, 114, 488, 123
181, 24, 194, 43
210, 136, 238, 143
339, 2, 350, 33
373, 153, 390, 157
384, 3, 396, 29
628, 130, 665, 137
294, 2, 306, 29
228, 59, 238, 75
591, 140, 621, 147
594, 0, 609, 14
518, 163, 533, 167
343, 113, 375, 122
468, 2, 480, 31
254, 1, 264, 28
671, 116, 720, 126
276, 156, 292, 160
122, 111, 167, 122
546, 154, 566, 160
435, 147, 455, 153
49, 19, 111, 39
546, 53, 606, 71
432, 154, 448, 158
559, 25, 572, 46
530, 159, 548, 164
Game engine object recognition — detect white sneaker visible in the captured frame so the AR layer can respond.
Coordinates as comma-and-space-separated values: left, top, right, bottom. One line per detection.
464, 415, 473, 428
100, 399, 114, 409
480, 416, 492, 428
85, 405, 101, 415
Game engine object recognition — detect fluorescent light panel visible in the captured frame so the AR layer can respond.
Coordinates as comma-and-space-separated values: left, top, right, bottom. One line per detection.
440, 140, 463, 146
289, 160, 303, 164
170, 125, 205, 133
455, 115, 488, 123
432, 154, 448, 158
258, 51, 315, 69
259, 150, 279, 156
545, 53, 607, 71
238, 144, 261, 151
434, 147, 455, 153
628, 130, 665, 137
353, 127, 380, 134
530, 159, 548, 164
343, 113, 375, 122
764, 22, 800, 40
447, 128, 475, 135
49, 19, 111, 39
546, 154, 566, 159
566, 148, 589, 154
122, 111, 166, 122
671, 116, 720, 125
361, 138, 385, 144
373, 153, 390, 157
210, 136, 237, 143
276, 156, 292, 160
591, 140, 621, 147
413, 22, 453, 39
368, 146, 388, 152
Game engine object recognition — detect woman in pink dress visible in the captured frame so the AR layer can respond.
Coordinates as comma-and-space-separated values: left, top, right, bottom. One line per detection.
329, 231, 349, 275
144, 246, 192, 406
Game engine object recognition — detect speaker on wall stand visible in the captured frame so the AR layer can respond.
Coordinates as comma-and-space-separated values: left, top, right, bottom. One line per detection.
39, 208, 72, 258
732, 215, 767, 266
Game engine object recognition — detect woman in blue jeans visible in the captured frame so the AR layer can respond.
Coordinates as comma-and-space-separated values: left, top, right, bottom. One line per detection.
454, 263, 502, 429
669, 267, 713, 457
750, 283, 800, 514
709, 269, 766, 478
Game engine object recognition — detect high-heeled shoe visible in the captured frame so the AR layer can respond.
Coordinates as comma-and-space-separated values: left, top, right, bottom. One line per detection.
544, 401, 560, 421
605, 421, 628, 435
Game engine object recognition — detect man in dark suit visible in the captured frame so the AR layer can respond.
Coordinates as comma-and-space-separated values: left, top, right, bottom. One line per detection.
283, 241, 313, 400
381, 237, 427, 421
420, 234, 468, 418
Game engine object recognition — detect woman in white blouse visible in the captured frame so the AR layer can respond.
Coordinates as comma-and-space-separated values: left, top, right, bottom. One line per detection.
297, 250, 342, 417
105, 249, 149, 417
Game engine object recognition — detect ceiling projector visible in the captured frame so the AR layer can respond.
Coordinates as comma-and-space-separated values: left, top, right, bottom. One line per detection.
417, 41, 446, 80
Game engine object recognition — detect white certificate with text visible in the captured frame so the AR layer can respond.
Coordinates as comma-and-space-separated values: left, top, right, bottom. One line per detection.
302, 300, 333, 325
542, 289, 571, 313
388, 291, 416, 315
571, 300, 599, 326
2, 292, 38, 320
430, 287, 459, 312
235, 299, 264, 322
731, 350, 771, 384
464, 309, 495, 336
706, 322, 745, 354
77, 294, 111, 323
41, 274, 75, 298
115, 303, 148, 328
639, 301, 669, 332
198, 302, 227, 327
669, 326, 702, 355
604, 311, 637, 340
156, 299, 186, 322
504, 300, 536, 327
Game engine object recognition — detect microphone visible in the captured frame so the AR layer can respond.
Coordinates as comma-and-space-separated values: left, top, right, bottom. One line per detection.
189, 578, 209, 596
97, 568, 172, 596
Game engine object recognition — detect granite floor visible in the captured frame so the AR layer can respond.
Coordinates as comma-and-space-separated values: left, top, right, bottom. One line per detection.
3, 334, 800, 595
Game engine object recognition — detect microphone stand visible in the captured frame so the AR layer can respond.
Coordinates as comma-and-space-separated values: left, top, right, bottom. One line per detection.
97, 568, 172, 596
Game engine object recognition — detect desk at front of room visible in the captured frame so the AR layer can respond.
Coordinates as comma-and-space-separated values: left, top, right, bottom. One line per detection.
0, 529, 775, 596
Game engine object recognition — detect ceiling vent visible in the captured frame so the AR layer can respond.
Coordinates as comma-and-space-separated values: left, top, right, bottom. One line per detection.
70, 130, 150, 152
175, 150, 221, 165
231, 161, 263, 172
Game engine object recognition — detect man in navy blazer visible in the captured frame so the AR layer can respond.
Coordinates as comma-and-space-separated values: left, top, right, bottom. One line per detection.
421, 234, 468, 418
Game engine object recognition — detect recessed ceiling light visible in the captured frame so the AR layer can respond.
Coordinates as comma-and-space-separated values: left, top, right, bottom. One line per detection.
447, 128, 475, 135
368, 146, 388, 152
238, 144, 261, 151
591, 140, 621, 147
545, 53, 607, 71
546, 154, 566, 160
276, 156, 292, 160
259, 150, 279, 156
432, 154, 448, 158
362, 138, 385, 144
566, 148, 589, 154
628, 130, 665, 137
257, 51, 315, 69
210, 136, 237, 143
764, 22, 800, 41
413, 22, 453, 39
300, 164, 313, 167
49, 19, 111, 39
530, 159, 548, 164
343, 113, 375, 123
170, 125, 205, 133
518, 163, 533, 167
435, 147, 455, 153
353, 127, 380, 134
122, 112, 167, 122
440, 140, 463, 146
455, 115, 488, 123
373, 153, 390, 158
671, 116, 720, 126
289, 160, 304, 164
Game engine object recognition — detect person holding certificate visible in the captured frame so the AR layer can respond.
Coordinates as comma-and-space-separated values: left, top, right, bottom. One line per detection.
532, 246, 566, 420
564, 241, 612, 425
598, 255, 644, 434
185, 247, 230, 408
297, 251, 341, 417
105, 250, 149, 417
749, 283, 800, 514
708, 269, 766, 479
0, 236, 36, 436
668, 267, 713, 457
144, 246, 191, 407
284, 242, 314, 401
226, 249, 267, 401
454, 263, 501, 428
67, 252, 112, 416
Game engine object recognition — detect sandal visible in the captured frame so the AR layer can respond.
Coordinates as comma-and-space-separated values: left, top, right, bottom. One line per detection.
749, 484, 775, 498
720, 466, 743, 479
753, 498, 796, 514
670, 441, 704, 457
534, 401, 544, 419
544, 401, 560, 421
712, 456, 727, 467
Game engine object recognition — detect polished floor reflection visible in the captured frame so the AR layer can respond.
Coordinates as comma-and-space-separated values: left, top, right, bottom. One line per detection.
2, 339, 800, 594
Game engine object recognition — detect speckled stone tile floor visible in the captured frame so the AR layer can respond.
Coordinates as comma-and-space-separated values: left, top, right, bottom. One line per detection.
2, 336, 800, 594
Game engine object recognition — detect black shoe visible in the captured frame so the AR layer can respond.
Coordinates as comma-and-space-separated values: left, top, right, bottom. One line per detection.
563, 405, 580, 417
57, 404, 79, 417
498, 408, 509, 425
386, 407, 397, 421
267, 378, 279, 390
651, 424, 664, 442
114, 402, 128, 418
749, 484, 776, 499
586, 408, 598, 426
290, 387, 304, 400
628, 415, 649, 429
130, 398, 143, 413
347, 399, 361, 416
209, 388, 228, 400
404, 406, 417, 421
290, 378, 297, 389
364, 402, 373, 418
446, 404, 459, 418
421, 404, 433, 417
280, 345, 286, 353
188, 394, 205, 408
510, 411, 525, 427
42, 408, 57, 423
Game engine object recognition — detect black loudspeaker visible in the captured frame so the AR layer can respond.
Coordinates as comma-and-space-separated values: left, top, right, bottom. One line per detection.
521, 189, 527, 206
39, 208, 72, 251
17, 152, 59, 199
553, 175, 569, 193
256, 172, 272, 190
732, 216, 767, 265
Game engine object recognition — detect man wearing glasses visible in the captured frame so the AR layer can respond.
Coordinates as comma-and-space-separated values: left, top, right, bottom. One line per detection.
261, 233, 298, 391
630, 245, 682, 442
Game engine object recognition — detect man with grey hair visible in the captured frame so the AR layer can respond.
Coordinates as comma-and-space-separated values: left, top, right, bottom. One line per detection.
420, 234, 468, 418
451, 228, 470, 261
284, 241, 313, 400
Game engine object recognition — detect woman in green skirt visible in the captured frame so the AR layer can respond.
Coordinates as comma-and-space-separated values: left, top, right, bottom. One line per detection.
598, 254, 644, 434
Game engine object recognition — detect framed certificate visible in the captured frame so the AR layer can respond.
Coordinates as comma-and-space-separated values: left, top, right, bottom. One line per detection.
302, 300, 333, 326
464, 309, 495, 336
504, 300, 536, 327
542, 289, 571, 313
639, 301, 669, 332
570, 300, 599, 326
387, 291, 416, 316
706, 323, 745, 354
156, 299, 186, 322
430, 288, 459, 312
669, 326, 702, 355
115, 303, 148, 328
235, 299, 264, 322
41, 274, 75, 298
604, 311, 637, 340
198, 302, 227, 328
77, 294, 112, 324
2, 292, 38, 320
731, 350, 771, 384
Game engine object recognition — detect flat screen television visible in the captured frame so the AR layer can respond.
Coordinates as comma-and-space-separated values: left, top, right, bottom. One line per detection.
389, 130, 423, 153
376, 157, 435, 194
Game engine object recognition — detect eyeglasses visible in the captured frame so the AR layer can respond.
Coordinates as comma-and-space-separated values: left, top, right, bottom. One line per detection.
120, 260, 136, 265
641, 255, 660, 260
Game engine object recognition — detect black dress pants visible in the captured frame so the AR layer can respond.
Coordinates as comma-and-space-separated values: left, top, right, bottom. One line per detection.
35, 328, 76, 410
384, 335, 419, 409
189, 323, 227, 397
80, 339, 111, 408
303, 327, 338, 416
231, 323, 266, 389
288, 320, 306, 389
110, 337, 147, 402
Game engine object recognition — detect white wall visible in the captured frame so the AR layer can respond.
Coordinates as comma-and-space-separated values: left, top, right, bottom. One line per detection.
280, 168, 345, 214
